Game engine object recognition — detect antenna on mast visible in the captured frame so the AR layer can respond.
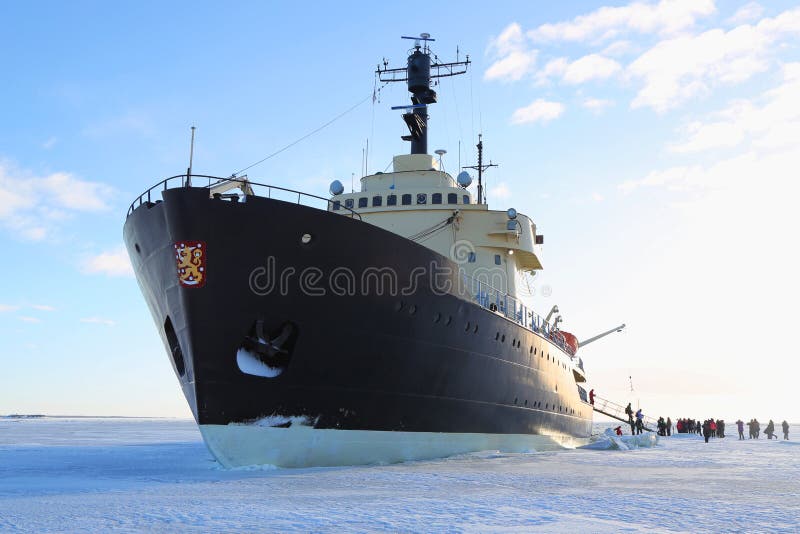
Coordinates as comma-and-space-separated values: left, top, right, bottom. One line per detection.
187, 125, 196, 187
377, 34, 470, 155
463, 134, 497, 204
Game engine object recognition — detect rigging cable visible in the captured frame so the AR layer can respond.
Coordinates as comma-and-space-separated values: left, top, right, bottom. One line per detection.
232, 83, 388, 177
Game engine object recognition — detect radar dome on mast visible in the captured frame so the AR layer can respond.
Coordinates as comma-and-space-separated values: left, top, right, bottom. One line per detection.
457, 171, 473, 188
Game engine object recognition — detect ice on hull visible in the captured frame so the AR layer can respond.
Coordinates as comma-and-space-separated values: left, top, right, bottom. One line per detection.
200, 424, 590, 468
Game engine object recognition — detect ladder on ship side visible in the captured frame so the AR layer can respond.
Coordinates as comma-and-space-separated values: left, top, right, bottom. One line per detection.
592, 395, 657, 433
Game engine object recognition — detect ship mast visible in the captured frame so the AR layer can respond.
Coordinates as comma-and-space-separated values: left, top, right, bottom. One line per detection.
464, 134, 498, 205
377, 34, 470, 155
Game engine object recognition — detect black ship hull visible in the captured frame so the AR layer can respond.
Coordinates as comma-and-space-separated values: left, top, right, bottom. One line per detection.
124, 188, 592, 467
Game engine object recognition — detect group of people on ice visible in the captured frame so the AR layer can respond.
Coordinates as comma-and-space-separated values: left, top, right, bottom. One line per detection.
674, 418, 703, 434
735, 419, 789, 440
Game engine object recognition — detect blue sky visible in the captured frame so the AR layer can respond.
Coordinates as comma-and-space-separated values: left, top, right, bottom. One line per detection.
2, 0, 799, 420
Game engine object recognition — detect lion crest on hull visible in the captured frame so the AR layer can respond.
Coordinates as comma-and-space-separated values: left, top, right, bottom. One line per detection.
175, 241, 206, 288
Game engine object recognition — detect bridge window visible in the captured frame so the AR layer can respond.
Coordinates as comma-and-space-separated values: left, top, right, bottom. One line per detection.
345, 199, 354, 209
332, 201, 341, 211
432, 193, 442, 204
463, 195, 469, 204
468, 252, 476, 263
494, 254, 501, 265
372, 195, 382, 207
402, 194, 412, 205
417, 193, 427, 204
358, 197, 368, 208
448, 193, 457, 204
387, 194, 397, 206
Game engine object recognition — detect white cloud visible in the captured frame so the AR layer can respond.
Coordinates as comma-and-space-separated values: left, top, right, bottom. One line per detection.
489, 182, 511, 200
622, 63, 800, 194
485, 23, 538, 82
582, 98, 615, 113
0, 161, 114, 240
0, 304, 19, 312
528, 0, 715, 43
535, 57, 568, 85
42, 137, 58, 149
727, 2, 764, 25
510, 99, 565, 125
82, 247, 134, 277
563, 54, 622, 84
18, 316, 41, 324
591, 192, 605, 202
668, 63, 800, 153
535, 54, 620, 85
628, 7, 800, 112
30, 304, 56, 312
81, 317, 116, 326
485, 51, 538, 82
601, 40, 637, 57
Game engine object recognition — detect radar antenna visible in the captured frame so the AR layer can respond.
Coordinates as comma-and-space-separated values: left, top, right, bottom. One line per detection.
377, 34, 470, 155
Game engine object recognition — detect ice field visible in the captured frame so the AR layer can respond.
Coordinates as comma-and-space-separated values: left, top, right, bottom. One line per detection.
1, 417, 798, 532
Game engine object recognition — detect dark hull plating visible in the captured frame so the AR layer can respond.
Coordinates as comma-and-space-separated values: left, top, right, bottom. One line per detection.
124, 188, 592, 439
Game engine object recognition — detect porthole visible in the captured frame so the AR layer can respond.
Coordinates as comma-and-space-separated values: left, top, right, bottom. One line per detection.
300, 233, 313, 245
473, 324, 479, 334
134, 243, 141, 254
501, 334, 505, 343
495, 332, 500, 341
408, 304, 417, 315
445, 315, 452, 326
530, 346, 533, 354
433, 312, 441, 323
395, 301, 404, 312
465, 322, 471, 332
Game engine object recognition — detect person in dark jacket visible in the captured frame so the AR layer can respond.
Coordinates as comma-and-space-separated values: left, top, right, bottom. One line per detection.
782, 420, 790, 440
702, 420, 711, 443
765, 420, 777, 440
666, 417, 672, 436
736, 419, 744, 440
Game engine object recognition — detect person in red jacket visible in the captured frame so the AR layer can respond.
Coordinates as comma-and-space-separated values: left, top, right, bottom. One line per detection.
589, 389, 595, 405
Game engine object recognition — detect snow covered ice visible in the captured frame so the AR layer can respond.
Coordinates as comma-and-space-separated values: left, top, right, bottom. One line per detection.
1, 418, 799, 532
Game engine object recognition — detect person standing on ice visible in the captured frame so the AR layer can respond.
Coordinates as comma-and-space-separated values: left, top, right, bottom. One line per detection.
782, 420, 790, 440
589, 389, 595, 405
703, 420, 712, 443
736, 419, 745, 440
666, 417, 672, 436
614, 426, 623, 436
765, 420, 777, 440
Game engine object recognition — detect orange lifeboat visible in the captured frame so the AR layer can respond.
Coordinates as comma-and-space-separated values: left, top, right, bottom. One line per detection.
559, 331, 579, 355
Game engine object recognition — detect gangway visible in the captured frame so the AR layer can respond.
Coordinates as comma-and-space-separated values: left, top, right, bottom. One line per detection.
591, 394, 657, 433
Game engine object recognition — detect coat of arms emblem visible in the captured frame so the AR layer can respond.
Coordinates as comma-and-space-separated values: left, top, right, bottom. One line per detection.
174, 241, 206, 288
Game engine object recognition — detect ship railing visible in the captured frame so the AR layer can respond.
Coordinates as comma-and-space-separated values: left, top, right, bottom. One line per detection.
126, 174, 362, 221
460, 272, 575, 357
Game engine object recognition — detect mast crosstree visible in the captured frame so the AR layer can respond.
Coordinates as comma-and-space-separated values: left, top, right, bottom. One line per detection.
377, 33, 470, 155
